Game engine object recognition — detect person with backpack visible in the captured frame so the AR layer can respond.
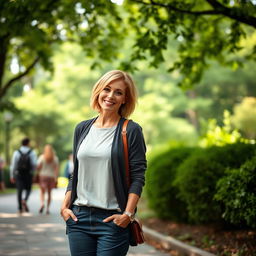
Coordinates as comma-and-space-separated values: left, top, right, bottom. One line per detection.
10, 137, 37, 214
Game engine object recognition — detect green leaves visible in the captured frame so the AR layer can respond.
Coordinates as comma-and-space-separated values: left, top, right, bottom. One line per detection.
0, 0, 123, 99
1, 0, 255, 100
123, 0, 255, 87
215, 156, 256, 228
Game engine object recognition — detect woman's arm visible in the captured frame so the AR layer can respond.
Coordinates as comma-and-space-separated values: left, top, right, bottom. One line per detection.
103, 123, 147, 228
37, 162, 42, 172
127, 123, 147, 197
33, 156, 42, 183
60, 191, 78, 222
125, 193, 139, 216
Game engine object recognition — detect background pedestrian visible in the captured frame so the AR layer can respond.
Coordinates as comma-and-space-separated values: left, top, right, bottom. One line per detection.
10, 137, 37, 214
64, 153, 73, 180
37, 144, 59, 214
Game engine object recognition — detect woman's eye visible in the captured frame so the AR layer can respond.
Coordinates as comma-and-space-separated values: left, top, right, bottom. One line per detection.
115, 91, 123, 96
103, 87, 110, 92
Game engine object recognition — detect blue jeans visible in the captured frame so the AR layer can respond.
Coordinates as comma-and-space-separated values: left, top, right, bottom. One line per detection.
66, 205, 130, 256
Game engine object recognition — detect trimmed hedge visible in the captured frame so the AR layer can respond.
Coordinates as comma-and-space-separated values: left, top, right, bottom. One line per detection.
173, 143, 256, 223
146, 146, 194, 221
215, 156, 256, 228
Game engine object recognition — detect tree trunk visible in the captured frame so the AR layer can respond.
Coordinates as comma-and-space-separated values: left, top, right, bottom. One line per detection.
0, 35, 9, 91
0, 56, 39, 100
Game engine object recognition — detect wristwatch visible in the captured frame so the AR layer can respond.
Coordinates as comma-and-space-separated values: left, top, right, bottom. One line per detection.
123, 211, 135, 222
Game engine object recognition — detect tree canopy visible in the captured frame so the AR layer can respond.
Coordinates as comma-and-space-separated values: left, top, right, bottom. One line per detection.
0, 0, 122, 101
0, 0, 255, 102
123, 0, 256, 87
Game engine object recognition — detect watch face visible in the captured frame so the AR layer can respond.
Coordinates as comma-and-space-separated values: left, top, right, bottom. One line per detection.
124, 211, 132, 217
124, 211, 136, 221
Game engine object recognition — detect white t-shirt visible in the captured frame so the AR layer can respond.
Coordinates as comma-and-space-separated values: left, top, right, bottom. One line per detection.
74, 125, 119, 210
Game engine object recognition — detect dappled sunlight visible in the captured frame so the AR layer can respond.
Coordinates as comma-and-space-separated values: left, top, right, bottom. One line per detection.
0, 212, 32, 218
0, 223, 25, 235
11, 230, 25, 235
27, 223, 64, 233
0, 223, 16, 228
52, 236, 66, 242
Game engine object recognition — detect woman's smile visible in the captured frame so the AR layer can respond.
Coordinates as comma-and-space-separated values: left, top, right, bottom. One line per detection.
98, 79, 126, 113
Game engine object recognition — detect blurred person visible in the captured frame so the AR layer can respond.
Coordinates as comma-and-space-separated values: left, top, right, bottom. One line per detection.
10, 137, 37, 214
0, 155, 5, 191
37, 144, 59, 214
64, 153, 74, 179
60, 70, 147, 256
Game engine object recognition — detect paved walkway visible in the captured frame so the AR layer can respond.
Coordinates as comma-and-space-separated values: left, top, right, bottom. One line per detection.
0, 188, 170, 256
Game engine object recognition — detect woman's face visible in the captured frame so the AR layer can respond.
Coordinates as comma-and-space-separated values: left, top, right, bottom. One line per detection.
98, 79, 126, 115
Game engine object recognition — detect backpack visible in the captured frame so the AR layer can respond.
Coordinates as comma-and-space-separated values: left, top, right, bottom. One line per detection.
16, 149, 32, 174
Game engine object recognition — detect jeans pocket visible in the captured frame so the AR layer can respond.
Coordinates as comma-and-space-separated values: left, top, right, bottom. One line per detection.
111, 221, 127, 231
65, 217, 78, 234
65, 217, 72, 223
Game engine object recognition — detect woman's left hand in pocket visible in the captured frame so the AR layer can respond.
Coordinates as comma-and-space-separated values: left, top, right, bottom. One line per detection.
103, 214, 130, 228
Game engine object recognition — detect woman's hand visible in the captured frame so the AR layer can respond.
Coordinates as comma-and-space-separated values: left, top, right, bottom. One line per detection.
103, 214, 130, 228
60, 208, 78, 222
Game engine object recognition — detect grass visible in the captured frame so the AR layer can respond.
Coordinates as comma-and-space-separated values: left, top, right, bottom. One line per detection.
0, 187, 16, 195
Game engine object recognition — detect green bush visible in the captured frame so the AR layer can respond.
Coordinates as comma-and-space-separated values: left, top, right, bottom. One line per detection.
214, 156, 256, 228
3, 167, 15, 188
173, 143, 255, 223
146, 146, 194, 221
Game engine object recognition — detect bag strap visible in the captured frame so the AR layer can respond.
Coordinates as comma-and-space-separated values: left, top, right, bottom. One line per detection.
122, 119, 130, 187
18, 149, 32, 156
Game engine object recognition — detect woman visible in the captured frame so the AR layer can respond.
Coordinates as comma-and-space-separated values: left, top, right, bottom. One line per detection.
60, 70, 147, 256
37, 144, 59, 214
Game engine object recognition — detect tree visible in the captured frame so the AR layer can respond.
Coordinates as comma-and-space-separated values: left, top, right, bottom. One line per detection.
122, 0, 256, 87
0, 0, 122, 101
194, 57, 256, 123
13, 89, 74, 160
1, 0, 255, 103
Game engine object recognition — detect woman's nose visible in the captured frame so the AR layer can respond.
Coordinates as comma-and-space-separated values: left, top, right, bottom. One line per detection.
108, 90, 114, 98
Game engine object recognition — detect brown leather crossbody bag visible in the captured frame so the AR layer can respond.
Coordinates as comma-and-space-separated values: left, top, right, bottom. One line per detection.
122, 119, 145, 246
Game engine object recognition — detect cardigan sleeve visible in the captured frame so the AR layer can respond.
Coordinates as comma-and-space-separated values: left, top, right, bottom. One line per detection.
66, 123, 81, 192
127, 122, 147, 196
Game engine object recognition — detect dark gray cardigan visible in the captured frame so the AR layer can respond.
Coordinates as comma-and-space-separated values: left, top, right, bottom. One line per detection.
67, 117, 147, 212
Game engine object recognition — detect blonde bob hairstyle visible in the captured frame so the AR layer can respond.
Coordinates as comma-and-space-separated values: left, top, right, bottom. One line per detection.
90, 70, 138, 118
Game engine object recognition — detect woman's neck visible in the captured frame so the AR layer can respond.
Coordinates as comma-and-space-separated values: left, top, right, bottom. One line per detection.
94, 113, 121, 128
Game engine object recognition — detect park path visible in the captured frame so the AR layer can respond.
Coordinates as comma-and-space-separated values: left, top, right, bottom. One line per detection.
0, 188, 170, 256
